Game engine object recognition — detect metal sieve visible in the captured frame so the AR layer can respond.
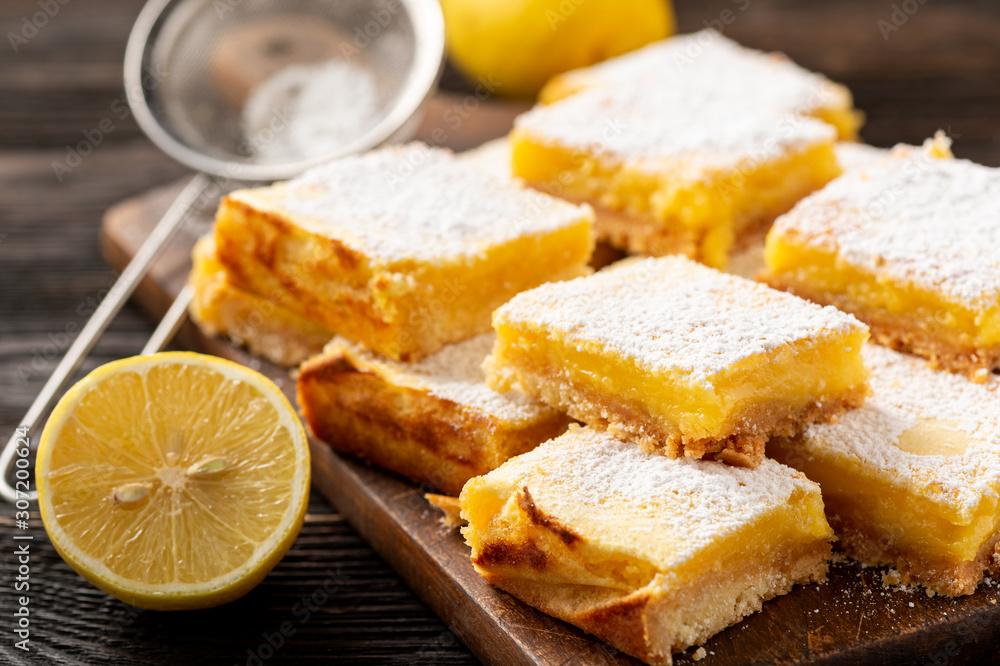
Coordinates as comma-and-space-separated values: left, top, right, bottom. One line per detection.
1, 0, 445, 501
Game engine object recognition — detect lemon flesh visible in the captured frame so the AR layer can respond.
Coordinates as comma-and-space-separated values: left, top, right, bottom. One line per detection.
36, 352, 311, 610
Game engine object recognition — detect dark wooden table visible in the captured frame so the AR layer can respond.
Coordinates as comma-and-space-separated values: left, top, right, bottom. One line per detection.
2, 1, 999, 664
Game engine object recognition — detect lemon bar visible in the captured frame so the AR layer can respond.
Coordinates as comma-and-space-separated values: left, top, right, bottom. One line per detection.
512, 70, 841, 268
461, 426, 834, 665
215, 144, 595, 361
540, 30, 862, 141
763, 134, 1000, 380
485, 256, 869, 468
769, 344, 1000, 596
188, 236, 332, 367
296, 334, 571, 496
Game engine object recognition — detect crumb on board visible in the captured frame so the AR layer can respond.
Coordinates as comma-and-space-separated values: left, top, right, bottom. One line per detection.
424, 493, 465, 528
692, 646, 707, 661
881, 568, 902, 587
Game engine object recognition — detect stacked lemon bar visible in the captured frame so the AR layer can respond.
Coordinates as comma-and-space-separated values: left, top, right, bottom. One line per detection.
484, 256, 869, 467
769, 344, 1000, 596
761, 134, 1000, 598
189, 143, 594, 494
764, 133, 1000, 380
462, 426, 835, 665
510, 30, 860, 268
297, 334, 571, 496
458, 254, 868, 663
213, 145, 594, 362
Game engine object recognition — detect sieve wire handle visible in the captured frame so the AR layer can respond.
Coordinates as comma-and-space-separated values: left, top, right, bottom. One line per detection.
0, 173, 212, 504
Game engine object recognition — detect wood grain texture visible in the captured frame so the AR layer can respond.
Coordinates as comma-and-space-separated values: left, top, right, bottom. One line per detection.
99, 166, 1000, 666
4, 0, 1000, 663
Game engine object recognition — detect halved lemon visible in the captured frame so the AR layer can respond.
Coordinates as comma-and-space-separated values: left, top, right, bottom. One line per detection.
36, 352, 310, 610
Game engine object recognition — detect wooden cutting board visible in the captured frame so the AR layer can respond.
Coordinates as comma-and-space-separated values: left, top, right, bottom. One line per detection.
99, 93, 1000, 666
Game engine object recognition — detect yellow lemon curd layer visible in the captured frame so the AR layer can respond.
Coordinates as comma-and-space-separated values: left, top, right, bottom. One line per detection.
763, 137, 1000, 378
764, 236, 1000, 352
511, 130, 839, 269
770, 442, 1000, 566
490, 316, 869, 443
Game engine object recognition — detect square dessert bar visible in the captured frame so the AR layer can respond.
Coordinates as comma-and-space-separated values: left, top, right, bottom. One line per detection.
512, 80, 840, 269
484, 256, 869, 468
296, 334, 571, 496
540, 30, 863, 141
769, 344, 1000, 596
188, 236, 332, 367
461, 426, 834, 665
215, 143, 595, 361
763, 135, 1000, 380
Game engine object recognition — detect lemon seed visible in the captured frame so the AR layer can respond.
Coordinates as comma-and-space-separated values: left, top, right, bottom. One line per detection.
186, 457, 228, 478
113, 483, 152, 506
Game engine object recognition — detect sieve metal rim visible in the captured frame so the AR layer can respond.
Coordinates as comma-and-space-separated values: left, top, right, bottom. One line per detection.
123, 0, 445, 182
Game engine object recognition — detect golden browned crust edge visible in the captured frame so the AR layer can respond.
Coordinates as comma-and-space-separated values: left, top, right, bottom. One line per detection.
506, 360, 867, 469
296, 352, 571, 496
188, 236, 333, 367
585, 199, 706, 262
479, 538, 831, 665
516, 487, 582, 546
584, 196, 782, 261
828, 513, 1000, 597
522, 190, 727, 266
763, 276, 1000, 381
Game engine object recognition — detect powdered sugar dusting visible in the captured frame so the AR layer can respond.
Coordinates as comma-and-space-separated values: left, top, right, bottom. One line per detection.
507, 426, 820, 567
559, 30, 847, 116
516, 84, 835, 175
231, 144, 592, 266
493, 256, 865, 388
329, 334, 553, 423
517, 31, 839, 174
771, 143, 1000, 308
798, 345, 1000, 517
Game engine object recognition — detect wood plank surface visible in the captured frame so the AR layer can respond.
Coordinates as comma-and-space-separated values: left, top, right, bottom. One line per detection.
99, 165, 1000, 666
5, 0, 1000, 663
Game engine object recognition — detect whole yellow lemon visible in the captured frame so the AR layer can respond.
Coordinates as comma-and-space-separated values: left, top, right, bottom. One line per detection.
441, 0, 675, 98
